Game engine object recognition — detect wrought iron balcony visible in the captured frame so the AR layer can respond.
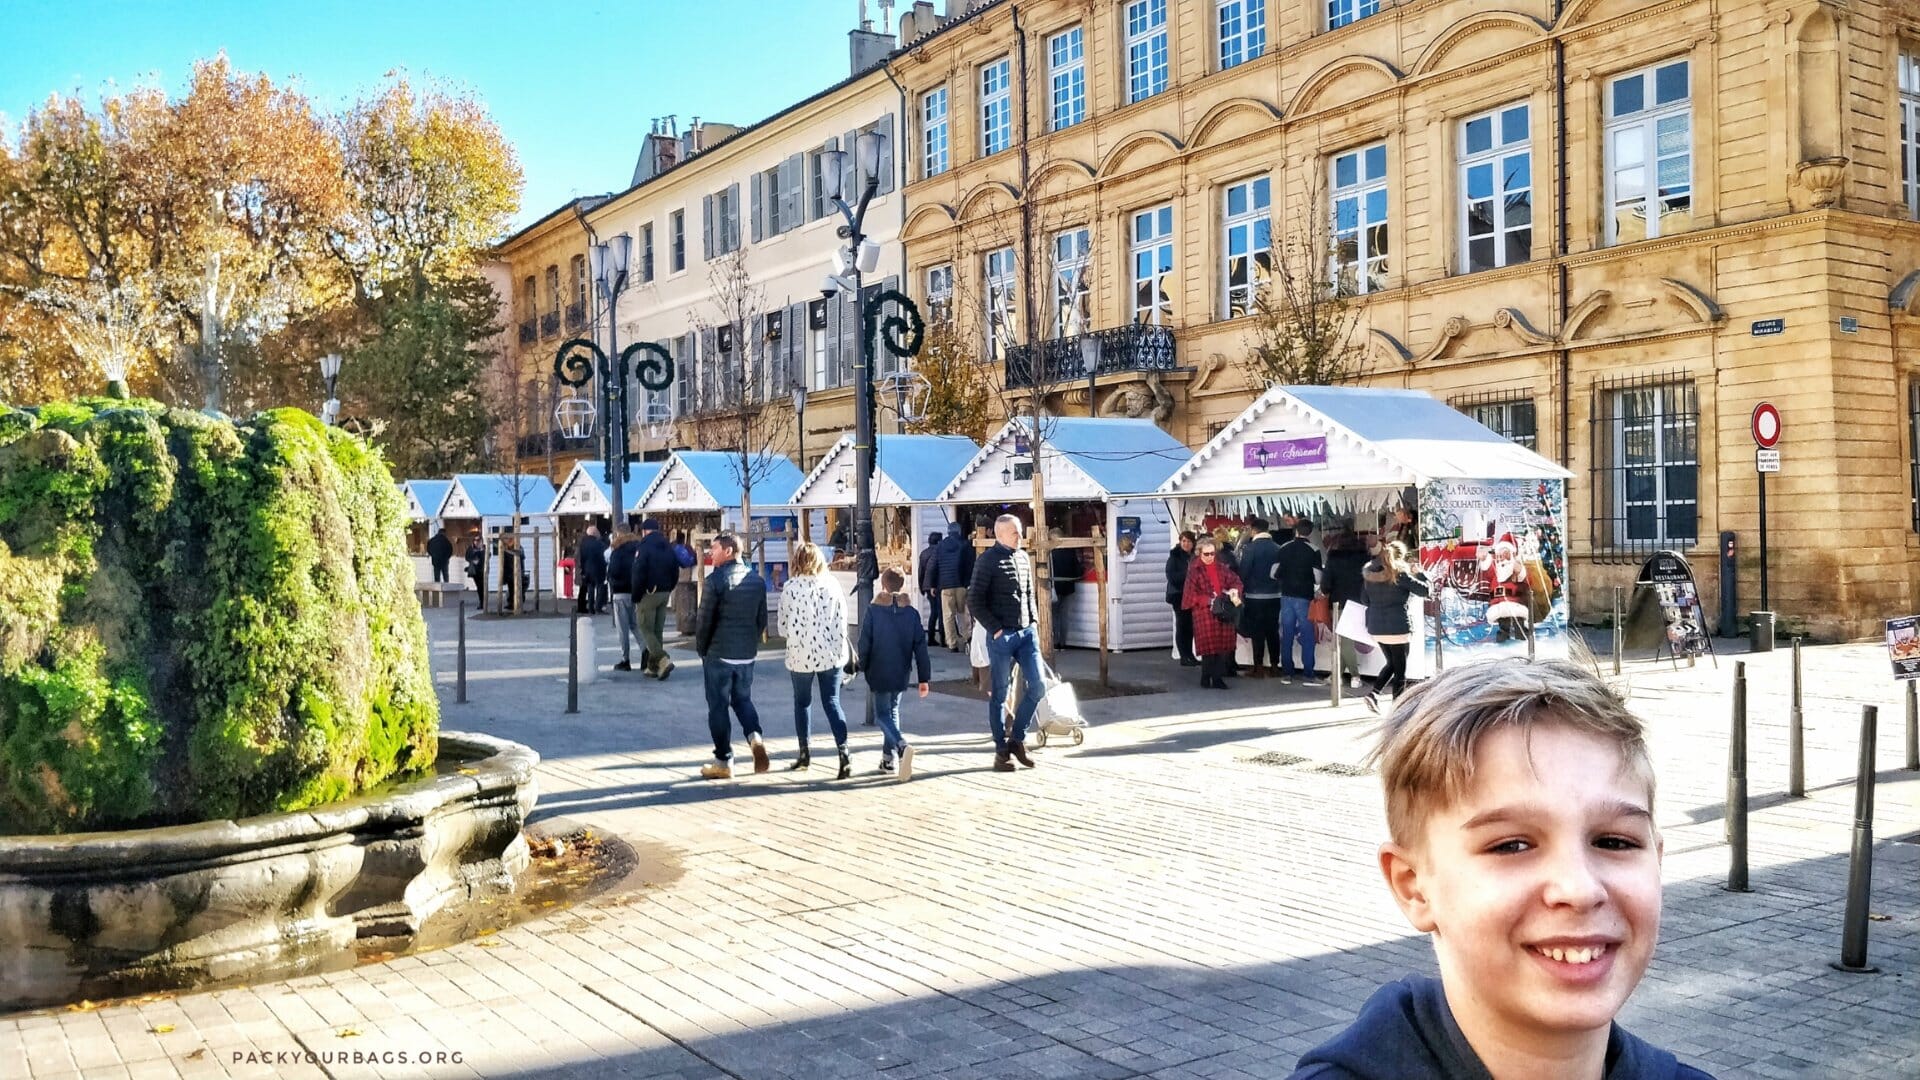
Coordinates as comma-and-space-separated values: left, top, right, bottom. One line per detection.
518, 318, 537, 345
539, 311, 561, 339
564, 301, 587, 332
1003, 324, 1177, 391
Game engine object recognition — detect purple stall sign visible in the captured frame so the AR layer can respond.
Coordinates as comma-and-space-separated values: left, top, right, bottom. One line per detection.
1243, 436, 1329, 470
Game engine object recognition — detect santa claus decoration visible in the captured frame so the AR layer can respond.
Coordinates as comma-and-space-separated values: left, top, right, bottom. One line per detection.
1481, 533, 1533, 642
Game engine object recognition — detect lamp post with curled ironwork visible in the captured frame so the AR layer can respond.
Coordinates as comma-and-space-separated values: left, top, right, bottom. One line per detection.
554, 237, 674, 527
821, 129, 925, 617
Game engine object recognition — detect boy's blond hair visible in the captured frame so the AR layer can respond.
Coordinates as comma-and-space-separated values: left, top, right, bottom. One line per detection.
1368, 660, 1655, 847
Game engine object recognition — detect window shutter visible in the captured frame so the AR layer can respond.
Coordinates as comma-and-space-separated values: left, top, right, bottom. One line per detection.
817, 136, 839, 220
781, 153, 802, 233
750, 171, 765, 243
702, 194, 715, 260
877, 115, 896, 194
726, 183, 741, 251
785, 303, 804, 391
825, 292, 844, 387
876, 275, 901, 374
842, 129, 858, 202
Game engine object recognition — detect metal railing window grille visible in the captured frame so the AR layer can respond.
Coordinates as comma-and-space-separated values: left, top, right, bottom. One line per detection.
1588, 372, 1697, 562
1448, 389, 1537, 450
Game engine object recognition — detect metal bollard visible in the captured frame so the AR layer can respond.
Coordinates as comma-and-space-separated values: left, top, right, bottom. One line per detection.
1330, 623, 1344, 708
1726, 661, 1751, 892
456, 598, 468, 705
566, 613, 580, 715
1611, 586, 1623, 675
1833, 705, 1880, 973
1789, 638, 1804, 797
1907, 681, 1918, 773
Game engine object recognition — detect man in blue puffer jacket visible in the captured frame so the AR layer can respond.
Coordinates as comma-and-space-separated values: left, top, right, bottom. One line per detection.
933, 520, 975, 653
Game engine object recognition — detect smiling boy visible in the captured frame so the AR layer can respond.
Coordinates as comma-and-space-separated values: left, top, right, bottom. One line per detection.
1292, 661, 1714, 1080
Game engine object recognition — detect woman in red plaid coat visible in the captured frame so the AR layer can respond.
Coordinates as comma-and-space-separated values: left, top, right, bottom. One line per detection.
1182, 535, 1243, 690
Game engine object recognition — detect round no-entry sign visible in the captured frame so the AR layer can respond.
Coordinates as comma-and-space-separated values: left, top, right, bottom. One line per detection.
1752, 402, 1782, 448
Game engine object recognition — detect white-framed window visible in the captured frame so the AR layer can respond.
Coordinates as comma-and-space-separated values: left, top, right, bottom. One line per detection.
1218, 0, 1266, 70
1602, 382, 1698, 547
1222, 176, 1272, 319
808, 299, 828, 391
984, 246, 1018, 359
638, 223, 655, 283
981, 58, 1013, 157
1605, 59, 1691, 245
926, 264, 954, 323
1328, 0, 1379, 31
1901, 52, 1920, 218
670, 210, 686, 272
1125, 0, 1170, 105
1049, 26, 1087, 131
922, 87, 950, 178
1131, 205, 1174, 325
1460, 103, 1533, 273
1331, 142, 1390, 294
1052, 228, 1091, 337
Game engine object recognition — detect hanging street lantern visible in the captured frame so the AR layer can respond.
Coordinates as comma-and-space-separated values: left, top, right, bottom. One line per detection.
555, 394, 596, 441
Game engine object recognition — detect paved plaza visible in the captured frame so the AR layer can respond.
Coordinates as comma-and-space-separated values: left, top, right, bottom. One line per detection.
5, 610, 1917, 1079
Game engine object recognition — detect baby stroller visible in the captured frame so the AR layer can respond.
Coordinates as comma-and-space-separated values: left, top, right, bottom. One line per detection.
1030, 662, 1088, 747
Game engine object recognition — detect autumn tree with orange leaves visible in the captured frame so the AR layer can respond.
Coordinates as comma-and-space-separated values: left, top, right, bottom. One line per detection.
0, 57, 521, 475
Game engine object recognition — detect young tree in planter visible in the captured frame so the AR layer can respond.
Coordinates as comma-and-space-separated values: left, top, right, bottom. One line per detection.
950, 168, 1113, 663
1240, 184, 1368, 390
688, 250, 790, 573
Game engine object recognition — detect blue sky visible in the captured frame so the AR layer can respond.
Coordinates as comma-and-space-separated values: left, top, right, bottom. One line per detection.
1, 0, 872, 229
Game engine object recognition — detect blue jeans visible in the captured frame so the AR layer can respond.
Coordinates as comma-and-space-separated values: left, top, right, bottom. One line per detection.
873, 690, 906, 753
702, 659, 762, 761
1279, 596, 1316, 677
610, 593, 639, 662
987, 624, 1044, 753
790, 669, 849, 749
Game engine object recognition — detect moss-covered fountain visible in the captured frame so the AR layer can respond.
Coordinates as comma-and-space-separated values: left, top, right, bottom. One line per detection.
0, 397, 537, 1010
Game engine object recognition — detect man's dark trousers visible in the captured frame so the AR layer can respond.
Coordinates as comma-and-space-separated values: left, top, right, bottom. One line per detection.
703, 659, 762, 762
1244, 597, 1281, 670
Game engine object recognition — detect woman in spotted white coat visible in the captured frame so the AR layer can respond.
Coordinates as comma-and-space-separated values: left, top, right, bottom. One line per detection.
779, 542, 853, 779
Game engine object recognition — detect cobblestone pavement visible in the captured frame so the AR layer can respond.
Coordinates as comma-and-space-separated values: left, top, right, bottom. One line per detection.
6, 612, 1917, 1079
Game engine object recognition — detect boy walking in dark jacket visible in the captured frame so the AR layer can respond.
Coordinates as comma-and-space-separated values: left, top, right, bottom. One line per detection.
857, 567, 933, 780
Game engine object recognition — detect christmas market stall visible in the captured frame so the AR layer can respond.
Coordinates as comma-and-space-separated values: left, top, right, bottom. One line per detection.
633, 448, 806, 578
939, 417, 1190, 653
400, 479, 452, 580
544, 459, 665, 601
1157, 386, 1574, 675
788, 432, 981, 620
433, 473, 560, 606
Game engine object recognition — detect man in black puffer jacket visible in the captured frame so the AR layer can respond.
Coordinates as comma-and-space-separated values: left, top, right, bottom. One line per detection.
695, 533, 769, 779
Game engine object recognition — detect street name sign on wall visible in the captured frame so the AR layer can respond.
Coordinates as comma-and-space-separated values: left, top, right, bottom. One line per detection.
1751, 318, 1786, 336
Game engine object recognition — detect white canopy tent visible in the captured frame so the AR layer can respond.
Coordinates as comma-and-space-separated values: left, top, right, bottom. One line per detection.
940, 417, 1188, 651
1159, 386, 1575, 672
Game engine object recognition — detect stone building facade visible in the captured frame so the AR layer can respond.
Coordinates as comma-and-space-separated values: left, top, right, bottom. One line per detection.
891, 0, 1920, 639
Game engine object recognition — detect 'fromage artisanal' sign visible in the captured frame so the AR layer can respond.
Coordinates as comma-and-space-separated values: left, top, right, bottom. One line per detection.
1243, 436, 1328, 470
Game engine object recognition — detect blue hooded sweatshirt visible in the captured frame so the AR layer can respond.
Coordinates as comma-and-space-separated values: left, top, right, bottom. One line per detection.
1290, 977, 1714, 1080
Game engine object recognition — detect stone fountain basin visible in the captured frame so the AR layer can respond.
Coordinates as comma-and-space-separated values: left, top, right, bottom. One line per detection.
0, 732, 538, 1012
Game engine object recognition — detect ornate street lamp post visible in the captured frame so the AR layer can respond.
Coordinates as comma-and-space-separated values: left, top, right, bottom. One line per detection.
821, 130, 925, 617
554, 232, 674, 527
318, 353, 343, 426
